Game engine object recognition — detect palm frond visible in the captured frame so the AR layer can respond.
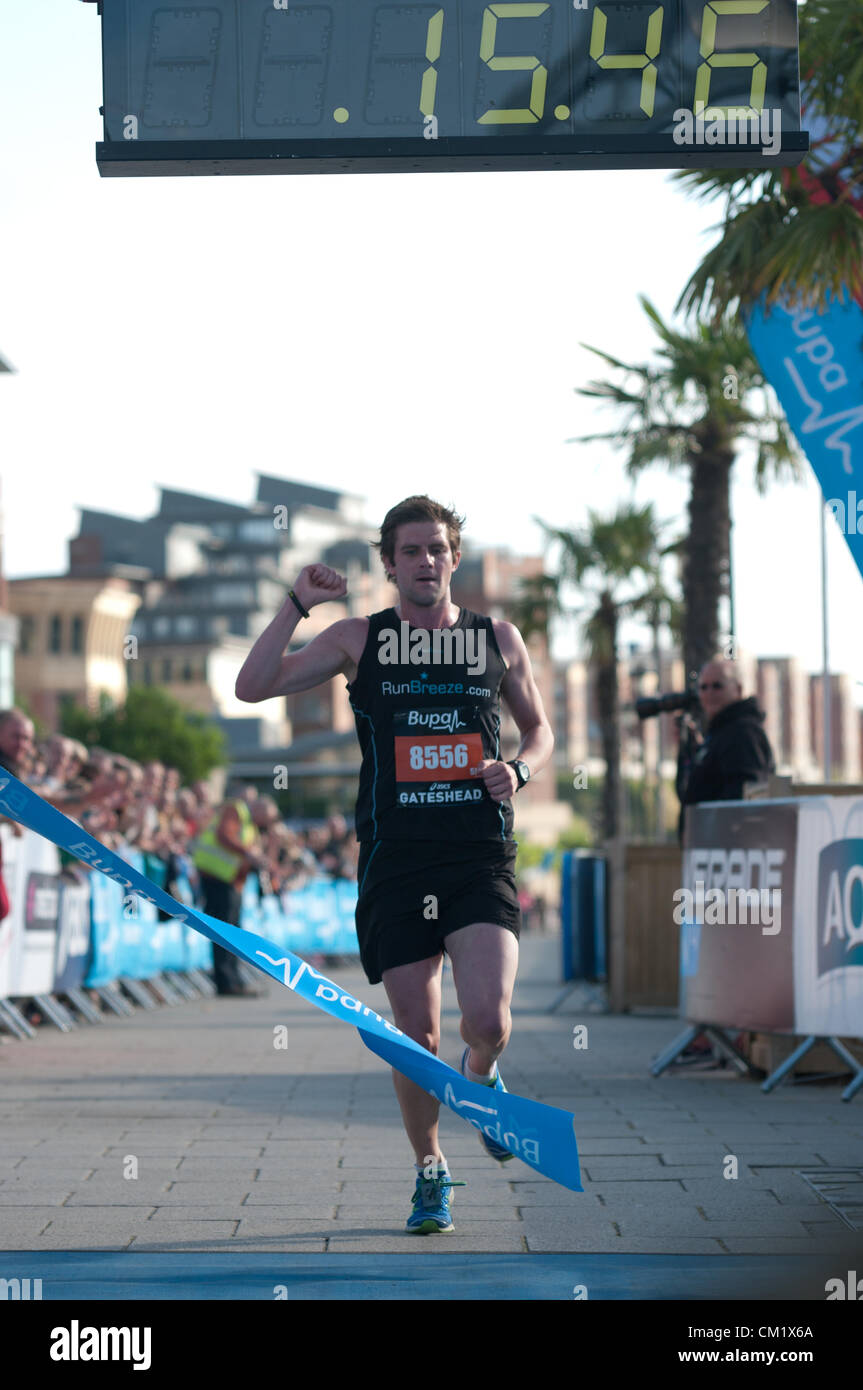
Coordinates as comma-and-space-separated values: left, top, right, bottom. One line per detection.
578, 343, 642, 376
800, 1, 863, 129
671, 1, 863, 322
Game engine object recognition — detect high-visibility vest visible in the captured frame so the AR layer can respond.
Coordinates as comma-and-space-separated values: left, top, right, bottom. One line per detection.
191, 800, 258, 883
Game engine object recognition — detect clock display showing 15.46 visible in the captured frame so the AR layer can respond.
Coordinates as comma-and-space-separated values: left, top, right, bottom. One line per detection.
97, 0, 805, 172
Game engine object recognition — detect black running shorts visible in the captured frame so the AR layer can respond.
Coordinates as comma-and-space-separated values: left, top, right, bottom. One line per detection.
355, 838, 521, 985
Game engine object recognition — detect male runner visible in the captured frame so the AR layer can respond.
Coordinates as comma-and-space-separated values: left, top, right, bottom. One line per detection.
235, 496, 554, 1233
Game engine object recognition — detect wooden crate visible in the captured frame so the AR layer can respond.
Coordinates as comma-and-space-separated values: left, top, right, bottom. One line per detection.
605, 838, 682, 1011
748, 1033, 863, 1075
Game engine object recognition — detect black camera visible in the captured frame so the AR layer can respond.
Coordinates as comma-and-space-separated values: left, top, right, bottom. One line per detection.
635, 687, 700, 721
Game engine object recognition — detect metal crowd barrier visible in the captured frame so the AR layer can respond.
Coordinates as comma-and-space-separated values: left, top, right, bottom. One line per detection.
0, 826, 359, 1038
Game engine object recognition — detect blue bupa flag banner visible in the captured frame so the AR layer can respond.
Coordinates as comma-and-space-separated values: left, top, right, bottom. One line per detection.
744, 297, 863, 583
0, 771, 582, 1193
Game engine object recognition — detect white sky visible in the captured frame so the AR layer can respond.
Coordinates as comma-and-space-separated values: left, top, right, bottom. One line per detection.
1, 0, 860, 705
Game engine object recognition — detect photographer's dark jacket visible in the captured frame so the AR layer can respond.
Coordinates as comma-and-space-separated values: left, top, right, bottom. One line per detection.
677, 696, 775, 843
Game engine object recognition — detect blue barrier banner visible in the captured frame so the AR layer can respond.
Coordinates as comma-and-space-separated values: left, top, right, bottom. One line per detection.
240, 874, 263, 935
0, 771, 582, 1192
53, 880, 91, 994
333, 879, 360, 953
122, 849, 160, 978
86, 870, 124, 987
744, 292, 863, 584
259, 892, 285, 949
169, 858, 213, 971
281, 887, 316, 956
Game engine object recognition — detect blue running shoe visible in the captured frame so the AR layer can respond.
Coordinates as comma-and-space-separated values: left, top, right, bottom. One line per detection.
460, 1046, 515, 1163
406, 1169, 465, 1234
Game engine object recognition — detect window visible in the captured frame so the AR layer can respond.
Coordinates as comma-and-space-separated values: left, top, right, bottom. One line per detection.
175, 615, 197, 637
212, 583, 253, 606
211, 555, 251, 576
70, 615, 84, 653
153, 616, 172, 637
49, 615, 63, 653
239, 518, 275, 544
162, 659, 173, 682
18, 615, 35, 655
143, 662, 152, 686
182, 661, 194, 682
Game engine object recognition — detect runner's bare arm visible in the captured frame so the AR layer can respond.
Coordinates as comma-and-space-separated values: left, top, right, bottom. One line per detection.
236, 617, 356, 701
235, 564, 352, 702
493, 620, 555, 774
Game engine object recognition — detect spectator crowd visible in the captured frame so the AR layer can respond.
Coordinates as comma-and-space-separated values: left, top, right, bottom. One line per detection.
0, 707, 360, 912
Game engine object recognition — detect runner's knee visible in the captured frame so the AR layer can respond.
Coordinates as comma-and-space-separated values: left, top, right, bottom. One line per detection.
462, 1006, 510, 1050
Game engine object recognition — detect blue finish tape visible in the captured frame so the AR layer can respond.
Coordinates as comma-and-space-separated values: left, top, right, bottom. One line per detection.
0, 770, 582, 1192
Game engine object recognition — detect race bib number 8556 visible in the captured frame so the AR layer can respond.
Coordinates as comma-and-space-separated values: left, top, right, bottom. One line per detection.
395, 734, 483, 781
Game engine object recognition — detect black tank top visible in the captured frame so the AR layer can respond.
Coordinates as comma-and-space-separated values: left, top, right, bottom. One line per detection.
347, 606, 514, 844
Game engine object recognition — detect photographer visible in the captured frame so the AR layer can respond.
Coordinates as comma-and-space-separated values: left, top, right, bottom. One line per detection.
676, 657, 775, 846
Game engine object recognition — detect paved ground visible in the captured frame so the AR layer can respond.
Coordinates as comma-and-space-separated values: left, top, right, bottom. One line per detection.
1, 931, 861, 1270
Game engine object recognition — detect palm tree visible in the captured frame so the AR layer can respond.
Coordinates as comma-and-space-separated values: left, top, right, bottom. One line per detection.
672, 1, 863, 320
511, 501, 674, 843
572, 297, 800, 683
506, 571, 560, 646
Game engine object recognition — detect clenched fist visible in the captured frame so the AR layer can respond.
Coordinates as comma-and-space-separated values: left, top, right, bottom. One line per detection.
472, 758, 518, 803
293, 564, 348, 611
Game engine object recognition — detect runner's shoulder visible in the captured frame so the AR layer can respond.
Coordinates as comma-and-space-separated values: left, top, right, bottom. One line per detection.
329, 616, 369, 667
490, 618, 524, 669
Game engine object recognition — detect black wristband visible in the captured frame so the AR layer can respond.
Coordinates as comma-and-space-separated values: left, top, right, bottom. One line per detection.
288, 589, 310, 619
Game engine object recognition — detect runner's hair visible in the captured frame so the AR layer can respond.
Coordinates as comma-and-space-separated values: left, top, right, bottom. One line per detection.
371, 496, 466, 577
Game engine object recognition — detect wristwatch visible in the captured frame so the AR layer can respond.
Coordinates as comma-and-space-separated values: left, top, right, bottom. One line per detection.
508, 759, 531, 790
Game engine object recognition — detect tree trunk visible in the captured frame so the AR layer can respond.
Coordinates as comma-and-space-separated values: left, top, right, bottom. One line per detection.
651, 605, 665, 840
596, 594, 620, 841
682, 425, 734, 687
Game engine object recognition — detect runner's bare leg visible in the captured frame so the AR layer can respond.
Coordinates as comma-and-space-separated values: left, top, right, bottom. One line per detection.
444, 922, 519, 1076
382, 954, 445, 1166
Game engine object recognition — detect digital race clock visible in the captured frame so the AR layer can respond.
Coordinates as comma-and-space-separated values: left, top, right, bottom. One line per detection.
94, 0, 807, 175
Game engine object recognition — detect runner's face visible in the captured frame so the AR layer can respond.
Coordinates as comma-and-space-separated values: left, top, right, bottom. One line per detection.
389, 522, 458, 608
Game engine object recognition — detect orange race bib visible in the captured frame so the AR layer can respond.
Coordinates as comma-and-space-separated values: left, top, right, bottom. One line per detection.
394, 732, 484, 782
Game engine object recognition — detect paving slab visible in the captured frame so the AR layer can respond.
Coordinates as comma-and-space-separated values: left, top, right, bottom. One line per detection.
581, 1158, 668, 1179
1, 932, 861, 1261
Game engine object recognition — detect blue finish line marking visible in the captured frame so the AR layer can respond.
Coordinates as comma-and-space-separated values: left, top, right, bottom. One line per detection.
0, 1252, 834, 1300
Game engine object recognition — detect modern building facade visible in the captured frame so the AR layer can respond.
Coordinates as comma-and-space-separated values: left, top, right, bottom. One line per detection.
7, 572, 144, 728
